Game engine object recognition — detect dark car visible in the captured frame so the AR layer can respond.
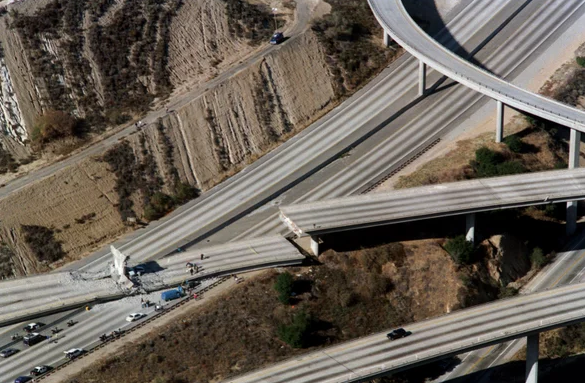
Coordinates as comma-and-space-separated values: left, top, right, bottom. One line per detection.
0, 348, 19, 358
14, 377, 32, 383
386, 328, 410, 341
30, 365, 52, 376
23, 333, 46, 346
270, 32, 284, 45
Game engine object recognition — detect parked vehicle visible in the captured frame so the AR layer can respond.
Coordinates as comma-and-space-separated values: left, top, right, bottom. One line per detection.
270, 32, 284, 45
22, 323, 43, 333
30, 365, 51, 376
161, 286, 184, 302
386, 328, 410, 341
125, 313, 146, 322
127, 265, 146, 277
0, 348, 19, 358
23, 333, 46, 347
14, 377, 32, 383
64, 348, 84, 360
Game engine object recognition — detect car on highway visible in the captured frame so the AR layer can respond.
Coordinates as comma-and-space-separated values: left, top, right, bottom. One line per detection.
64, 348, 84, 360
14, 377, 32, 383
270, 32, 284, 45
23, 333, 46, 346
126, 312, 146, 322
30, 365, 52, 376
23, 323, 44, 332
386, 328, 410, 341
0, 348, 19, 358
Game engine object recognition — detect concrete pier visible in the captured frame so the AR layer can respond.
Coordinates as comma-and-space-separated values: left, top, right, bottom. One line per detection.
418, 60, 426, 96
465, 213, 475, 244
496, 100, 504, 143
567, 129, 581, 235
525, 333, 539, 383
310, 236, 319, 256
384, 31, 391, 47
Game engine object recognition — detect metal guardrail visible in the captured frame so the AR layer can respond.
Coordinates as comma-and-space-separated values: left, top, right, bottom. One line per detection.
32, 277, 229, 382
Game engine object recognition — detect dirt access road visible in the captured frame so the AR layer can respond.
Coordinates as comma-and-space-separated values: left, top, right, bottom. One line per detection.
0, 0, 314, 200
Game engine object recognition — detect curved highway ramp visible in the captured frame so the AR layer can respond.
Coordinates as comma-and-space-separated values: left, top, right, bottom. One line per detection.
280, 168, 585, 237
224, 281, 585, 383
368, 0, 585, 132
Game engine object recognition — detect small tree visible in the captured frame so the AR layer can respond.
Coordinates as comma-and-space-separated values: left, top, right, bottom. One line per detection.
277, 310, 312, 348
444, 235, 474, 265
530, 247, 547, 269
32, 110, 78, 148
274, 272, 294, 304
577, 56, 585, 67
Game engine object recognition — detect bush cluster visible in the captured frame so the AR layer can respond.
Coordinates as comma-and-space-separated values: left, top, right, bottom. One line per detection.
530, 247, 547, 269
277, 309, 312, 348
444, 235, 474, 265
222, 0, 274, 44
311, 0, 394, 96
21, 225, 65, 263
471, 147, 526, 178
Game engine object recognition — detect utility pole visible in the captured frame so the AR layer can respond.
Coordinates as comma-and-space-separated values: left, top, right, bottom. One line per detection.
272, 7, 278, 31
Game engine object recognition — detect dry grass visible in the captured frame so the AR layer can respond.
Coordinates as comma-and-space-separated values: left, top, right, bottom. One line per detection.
395, 119, 567, 190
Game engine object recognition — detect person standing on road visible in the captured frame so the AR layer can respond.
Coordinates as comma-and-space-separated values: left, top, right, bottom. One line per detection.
200, 253, 204, 260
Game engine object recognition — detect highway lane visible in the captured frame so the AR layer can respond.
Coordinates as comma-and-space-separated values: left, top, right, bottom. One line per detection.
369, 0, 585, 132
435, 233, 585, 382
222, 0, 585, 241
223, 280, 585, 383
0, 278, 221, 382
278, 168, 585, 237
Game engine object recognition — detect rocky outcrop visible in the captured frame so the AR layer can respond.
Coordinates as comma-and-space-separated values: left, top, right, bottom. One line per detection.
481, 234, 531, 286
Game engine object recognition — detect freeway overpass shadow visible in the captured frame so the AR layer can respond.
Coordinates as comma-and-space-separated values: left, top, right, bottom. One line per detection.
320, 208, 578, 256
403, 0, 534, 91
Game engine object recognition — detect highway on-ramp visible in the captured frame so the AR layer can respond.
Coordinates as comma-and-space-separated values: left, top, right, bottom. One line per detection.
369, 0, 585, 132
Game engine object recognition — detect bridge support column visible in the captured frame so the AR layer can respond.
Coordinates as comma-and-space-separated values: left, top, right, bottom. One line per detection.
384, 30, 391, 47
465, 213, 475, 244
496, 100, 504, 143
525, 333, 539, 383
310, 236, 319, 256
567, 129, 581, 236
418, 60, 426, 96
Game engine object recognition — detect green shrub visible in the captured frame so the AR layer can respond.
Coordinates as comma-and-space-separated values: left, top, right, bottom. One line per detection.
274, 272, 294, 304
496, 160, 526, 176
173, 182, 200, 204
444, 235, 474, 265
471, 146, 526, 177
577, 56, 585, 67
530, 247, 547, 269
144, 192, 174, 221
277, 310, 312, 348
503, 135, 524, 153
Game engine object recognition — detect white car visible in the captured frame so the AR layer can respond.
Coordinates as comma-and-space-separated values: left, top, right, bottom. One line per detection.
64, 348, 84, 359
125, 313, 146, 322
23, 323, 43, 332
